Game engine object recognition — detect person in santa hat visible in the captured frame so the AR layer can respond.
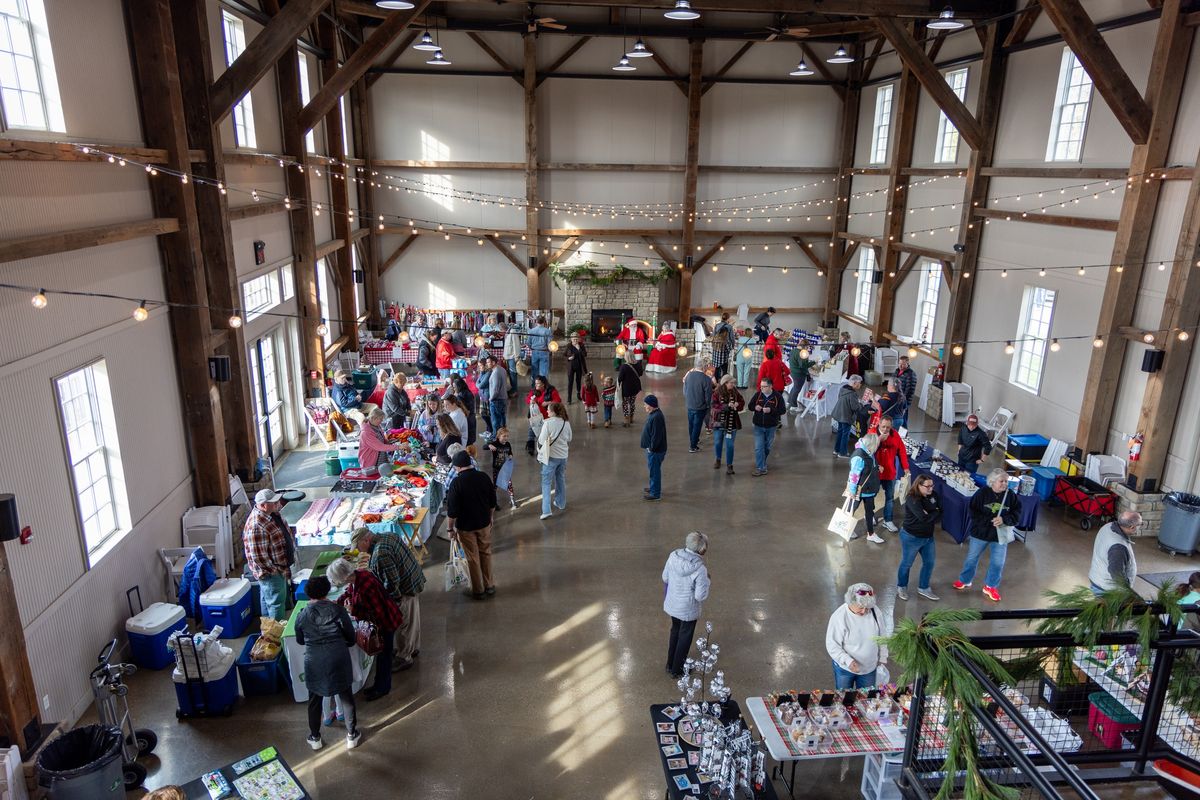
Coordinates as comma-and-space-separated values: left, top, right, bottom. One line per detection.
645, 321, 680, 375
616, 319, 648, 374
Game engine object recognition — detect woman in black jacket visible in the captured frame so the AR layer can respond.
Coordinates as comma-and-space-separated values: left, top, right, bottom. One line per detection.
955, 469, 1019, 603
416, 331, 438, 377
896, 473, 941, 601
617, 355, 642, 427
565, 334, 587, 403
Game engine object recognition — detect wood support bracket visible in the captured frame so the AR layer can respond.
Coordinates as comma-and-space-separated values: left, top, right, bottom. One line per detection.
693, 236, 732, 271
467, 32, 523, 85
380, 233, 419, 275
488, 235, 529, 275
537, 37, 592, 86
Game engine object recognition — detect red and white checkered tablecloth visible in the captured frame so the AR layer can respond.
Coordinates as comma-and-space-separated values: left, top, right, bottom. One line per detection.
360, 345, 504, 366
766, 704, 902, 757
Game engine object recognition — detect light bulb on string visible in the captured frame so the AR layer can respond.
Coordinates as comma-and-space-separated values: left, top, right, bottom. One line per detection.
31, 289, 48, 309
676, 345, 688, 357
133, 301, 149, 322
399, 330, 410, 342
317, 318, 329, 337
229, 311, 244, 329
951, 343, 964, 356
1143, 332, 1156, 344
850, 346, 862, 357
799, 348, 810, 359
741, 346, 752, 358
1004, 341, 1015, 355
615, 343, 627, 357
1093, 336, 1104, 349
474, 335, 486, 348
1049, 339, 1061, 352
907, 347, 918, 359
1178, 330, 1190, 342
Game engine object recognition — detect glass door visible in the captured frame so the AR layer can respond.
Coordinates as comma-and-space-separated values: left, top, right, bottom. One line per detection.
248, 332, 285, 460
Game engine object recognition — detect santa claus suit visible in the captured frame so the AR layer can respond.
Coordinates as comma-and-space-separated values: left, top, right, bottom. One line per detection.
645, 322, 679, 374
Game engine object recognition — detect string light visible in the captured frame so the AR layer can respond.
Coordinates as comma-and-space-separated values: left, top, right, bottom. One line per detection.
951, 344, 964, 356
907, 347, 919, 358
1179, 330, 1190, 342
31, 289, 47, 309
1093, 336, 1105, 348
229, 312, 243, 328
132, 301, 149, 322
741, 346, 753, 358
1143, 332, 1156, 344
1049, 339, 1061, 352
1004, 341, 1015, 355
676, 345, 688, 357
316, 318, 329, 337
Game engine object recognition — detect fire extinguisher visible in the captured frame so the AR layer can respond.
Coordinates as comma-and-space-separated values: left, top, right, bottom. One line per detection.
1129, 432, 1143, 462
934, 362, 946, 384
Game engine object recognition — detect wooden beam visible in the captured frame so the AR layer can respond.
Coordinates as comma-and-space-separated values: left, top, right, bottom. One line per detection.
693, 235, 732, 272
365, 29, 418, 88
319, 15, 358, 352
792, 237, 827, 272
647, 42, 689, 97
210, 0, 327, 123
926, 30, 949, 61
876, 17, 984, 151
373, 159, 524, 169
467, 32, 523, 85
838, 240, 862, 270
0, 542, 40, 753
523, 34, 540, 305
1004, 0, 1042, 48
972, 206, 1119, 231
228, 199, 288, 221
862, 35, 886, 81
978, 166, 1129, 179
890, 243, 958, 263
488, 234, 529, 276
350, 227, 371, 242
380, 233, 419, 275
350, 58, 381, 325
701, 41, 753, 95
297, 1, 430, 133
544, 236, 579, 269
0, 138, 173, 163
323, 333, 350, 361
1076, 0, 1192, 451
1039, 0, 1152, 144
798, 42, 846, 100
823, 47, 860, 324
945, 21, 1008, 381
0, 218, 180, 263
359, 0, 999, 15
537, 36, 592, 86
679, 38, 704, 323
315, 238, 345, 259
642, 237, 679, 268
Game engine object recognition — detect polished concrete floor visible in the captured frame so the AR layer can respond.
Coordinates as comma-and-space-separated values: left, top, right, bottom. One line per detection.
117, 367, 1189, 799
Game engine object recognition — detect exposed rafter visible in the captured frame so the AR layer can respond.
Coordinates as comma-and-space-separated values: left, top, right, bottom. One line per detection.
467, 32, 523, 86
1004, 0, 1042, 47
701, 41, 753, 95
537, 36, 592, 86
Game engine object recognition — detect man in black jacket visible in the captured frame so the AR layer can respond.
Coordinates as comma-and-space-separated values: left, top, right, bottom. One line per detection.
445, 451, 500, 600
641, 395, 667, 501
894, 356, 917, 428
956, 414, 992, 474
416, 330, 438, 377
748, 378, 786, 477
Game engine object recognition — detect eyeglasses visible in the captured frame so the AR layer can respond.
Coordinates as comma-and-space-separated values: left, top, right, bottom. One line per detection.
855, 589, 874, 597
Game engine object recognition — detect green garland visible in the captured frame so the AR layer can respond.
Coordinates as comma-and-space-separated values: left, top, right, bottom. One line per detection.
550, 260, 675, 289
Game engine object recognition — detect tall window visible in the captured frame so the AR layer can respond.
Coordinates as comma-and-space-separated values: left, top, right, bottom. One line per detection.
241, 272, 279, 321
870, 84, 894, 165
1010, 286, 1057, 393
221, 11, 256, 149
0, 0, 64, 132
913, 261, 941, 342
55, 361, 131, 566
339, 94, 352, 157
1046, 48, 1092, 162
297, 54, 315, 153
934, 68, 969, 163
854, 248, 876, 319
248, 335, 284, 459
316, 258, 333, 348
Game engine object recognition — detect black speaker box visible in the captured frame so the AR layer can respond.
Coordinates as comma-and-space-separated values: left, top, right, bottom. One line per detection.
209, 355, 231, 382
1142, 349, 1165, 373
0, 494, 18, 541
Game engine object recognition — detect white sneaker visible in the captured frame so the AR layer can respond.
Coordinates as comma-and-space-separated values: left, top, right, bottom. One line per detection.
307, 735, 323, 751
540, 512, 552, 520
346, 730, 361, 750
882, 521, 898, 532
867, 533, 886, 544
896, 587, 909, 601
918, 588, 941, 601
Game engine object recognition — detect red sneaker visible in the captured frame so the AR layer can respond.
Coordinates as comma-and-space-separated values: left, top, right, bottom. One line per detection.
982, 586, 1001, 603
952, 580, 971, 591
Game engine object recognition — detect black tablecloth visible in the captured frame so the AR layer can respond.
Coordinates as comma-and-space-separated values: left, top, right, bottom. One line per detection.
650, 701, 778, 799
180, 748, 309, 799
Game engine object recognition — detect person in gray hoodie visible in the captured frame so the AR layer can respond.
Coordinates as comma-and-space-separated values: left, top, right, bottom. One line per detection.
662, 531, 712, 679
831, 375, 863, 457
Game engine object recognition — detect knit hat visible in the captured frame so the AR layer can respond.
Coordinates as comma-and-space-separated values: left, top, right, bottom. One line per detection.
451, 450, 473, 468
644, 394, 659, 408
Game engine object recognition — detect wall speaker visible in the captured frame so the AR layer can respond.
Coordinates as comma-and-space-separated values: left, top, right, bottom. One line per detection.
1144, 477, 1158, 493
208, 355, 231, 382
353, 269, 365, 284
0, 494, 19, 541
872, 270, 883, 284
1141, 349, 1165, 373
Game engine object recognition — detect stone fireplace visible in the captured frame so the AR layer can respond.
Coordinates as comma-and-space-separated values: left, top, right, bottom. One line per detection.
589, 309, 632, 342
562, 275, 660, 338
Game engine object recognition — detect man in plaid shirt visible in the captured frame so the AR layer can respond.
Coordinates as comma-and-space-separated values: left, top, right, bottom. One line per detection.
243, 489, 292, 620
352, 527, 426, 673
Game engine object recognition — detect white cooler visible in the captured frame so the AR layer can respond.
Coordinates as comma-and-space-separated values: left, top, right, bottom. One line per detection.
199, 578, 253, 638
126, 602, 188, 670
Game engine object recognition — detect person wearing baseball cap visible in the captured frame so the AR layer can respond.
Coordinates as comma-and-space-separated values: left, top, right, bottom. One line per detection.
957, 414, 992, 475
640, 394, 667, 501
244, 489, 292, 619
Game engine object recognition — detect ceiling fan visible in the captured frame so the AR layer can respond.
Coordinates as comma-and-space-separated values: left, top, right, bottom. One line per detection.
497, 6, 568, 32
763, 25, 811, 41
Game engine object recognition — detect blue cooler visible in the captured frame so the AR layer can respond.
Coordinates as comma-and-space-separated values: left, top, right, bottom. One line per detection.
173, 651, 239, 716
236, 635, 285, 696
125, 602, 188, 670
1031, 466, 1064, 500
199, 578, 253, 638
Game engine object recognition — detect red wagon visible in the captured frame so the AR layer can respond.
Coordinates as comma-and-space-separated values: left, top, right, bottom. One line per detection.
1053, 475, 1117, 531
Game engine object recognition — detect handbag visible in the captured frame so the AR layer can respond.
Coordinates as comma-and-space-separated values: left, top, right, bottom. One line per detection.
354, 620, 383, 656
443, 538, 469, 592
516, 359, 530, 376
995, 487, 1017, 544
895, 473, 910, 501
827, 497, 858, 542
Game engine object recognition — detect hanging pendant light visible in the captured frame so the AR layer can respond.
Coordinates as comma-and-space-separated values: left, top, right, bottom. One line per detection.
789, 59, 814, 77
612, 54, 636, 72
664, 0, 700, 20
827, 45, 854, 64
627, 38, 653, 58
413, 31, 438, 51
927, 5, 966, 30
376, 0, 416, 8
427, 49, 451, 65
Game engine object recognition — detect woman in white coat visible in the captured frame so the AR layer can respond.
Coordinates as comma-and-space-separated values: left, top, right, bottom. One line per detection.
537, 402, 573, 521
662, 532, 712, 679
825, 582, 891, 690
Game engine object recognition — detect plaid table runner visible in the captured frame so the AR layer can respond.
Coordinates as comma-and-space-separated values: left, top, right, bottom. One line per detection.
766, 705, 901, 757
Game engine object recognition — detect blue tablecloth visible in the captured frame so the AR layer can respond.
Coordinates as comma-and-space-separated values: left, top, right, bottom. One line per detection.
930, 473, 1040, 544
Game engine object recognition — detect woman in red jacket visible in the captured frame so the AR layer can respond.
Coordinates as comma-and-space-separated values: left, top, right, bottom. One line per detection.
435, 331, 455, 378
757, 348, 787, 393
874, 415, 910, 534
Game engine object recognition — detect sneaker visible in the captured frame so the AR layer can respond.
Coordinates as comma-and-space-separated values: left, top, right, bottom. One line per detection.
322, 714, 336, 727
307, 735, 323, 751
953, 580, 971, 591
983, 586, 1001, 603
897, 587, 909, 601
689, 447, 700, 453
726, 465, 735, 475
643, 494, 661, 502
751, 469, 765, 477
540, 512, 552, 520
713, 459, 722, 469
918, 588, 941, 601
867, 533, 885, 544
346, 730, 361, 750
882, 521, 898, 532
836, 453, 849, 460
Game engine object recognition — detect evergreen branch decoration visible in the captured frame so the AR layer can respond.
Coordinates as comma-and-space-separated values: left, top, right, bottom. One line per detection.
1035, 582, 1184, 660
550, 260, 674, 289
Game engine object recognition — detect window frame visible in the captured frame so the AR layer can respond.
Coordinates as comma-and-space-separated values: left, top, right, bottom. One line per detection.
912, 260, 942, 343
316, 257, 333, 348
854, 248, 876, 320
0, 0, 65, 133
934, 68, 969, 164
221, 10, 257, 149
297, 52, 316, 154
1009, 285, 1057, 395
53, 359, 132, 568
1045, 47, 1093, 162
248, 331, 285, 459
869, 84, 894, 165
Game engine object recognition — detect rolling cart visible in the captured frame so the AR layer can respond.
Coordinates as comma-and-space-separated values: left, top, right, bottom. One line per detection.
169, 629, 238, 719
89, 638, 156, 790
1052, 475, 1116, 531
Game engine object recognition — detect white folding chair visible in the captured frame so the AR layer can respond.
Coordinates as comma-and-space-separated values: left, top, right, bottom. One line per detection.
979, 406, 1015, 450
798, 386, 827, 423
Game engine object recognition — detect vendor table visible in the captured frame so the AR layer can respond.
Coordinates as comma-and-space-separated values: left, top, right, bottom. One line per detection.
294, 480, 435, 546
745, 696, 904, 797
926, 472, 1040, 544
180, 746, 309, 799
361, 343, 503, 365
404, 375, 479, 405
649, 702, 777, 800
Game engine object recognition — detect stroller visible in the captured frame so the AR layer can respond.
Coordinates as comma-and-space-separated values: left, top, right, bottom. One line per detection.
90, 638, 157, 789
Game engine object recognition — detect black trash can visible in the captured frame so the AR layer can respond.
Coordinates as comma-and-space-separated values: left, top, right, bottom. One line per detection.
1160, 493, 1200, 556
37, 725, 125, 799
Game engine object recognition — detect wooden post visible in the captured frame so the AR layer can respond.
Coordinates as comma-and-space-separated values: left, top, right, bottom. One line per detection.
823, 49, 861, 327
276, 24, 325, 394
679, 38, 704, 325
944, 21, 1008, 382
524, 34, 540, 307
1075, 0, 1192, 452
125, 0, 230, 505
0, 544, 41, 753
873, 29, 920, 343
319, 15, 359, 352
169, 0, 258, 476
350, 60, 380, 325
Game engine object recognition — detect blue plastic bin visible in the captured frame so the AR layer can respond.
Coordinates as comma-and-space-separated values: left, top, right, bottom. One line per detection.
237, 635, 284, 696
199, 578, 253, 638
1007, 433, 1050, 462
125, 603, 188, 670
1031, 466, 1064, 501
174, 662, 238, 716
